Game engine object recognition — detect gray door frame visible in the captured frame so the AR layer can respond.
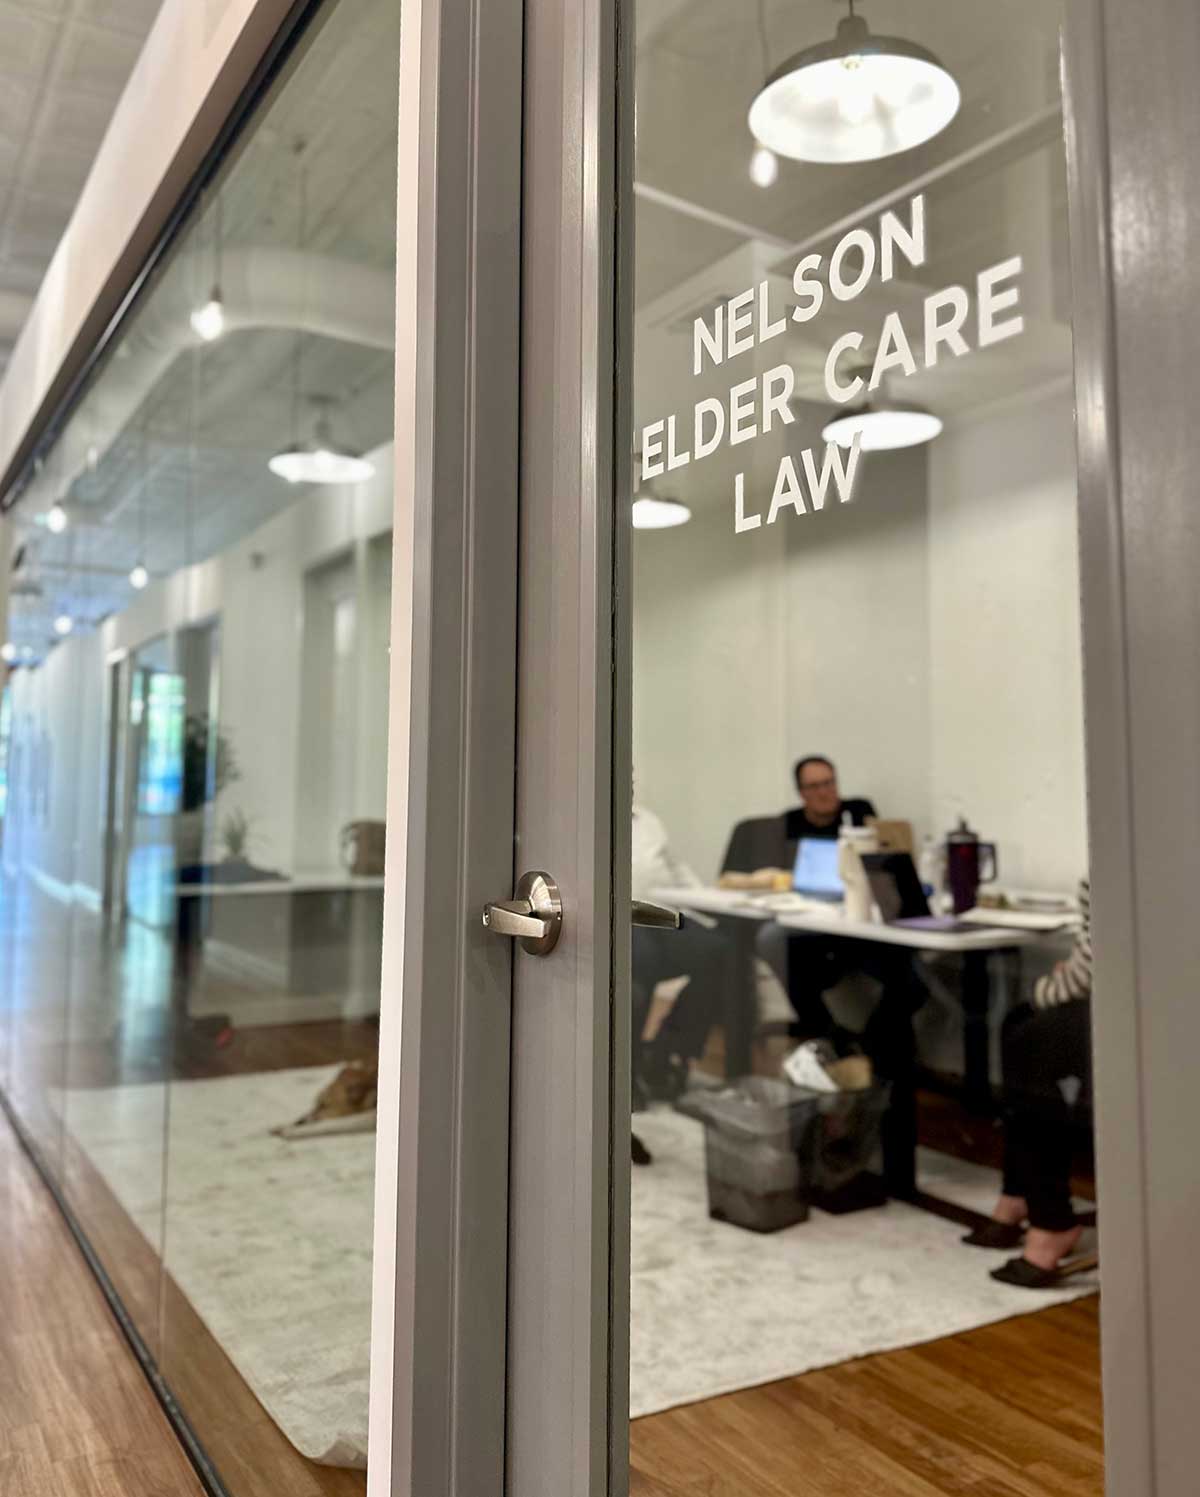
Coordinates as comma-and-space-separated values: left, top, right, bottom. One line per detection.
370, 0, 523, 1491
389, 0, 1196, 1494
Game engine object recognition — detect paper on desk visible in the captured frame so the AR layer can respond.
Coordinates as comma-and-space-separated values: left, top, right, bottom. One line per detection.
959, 907, 1076, 932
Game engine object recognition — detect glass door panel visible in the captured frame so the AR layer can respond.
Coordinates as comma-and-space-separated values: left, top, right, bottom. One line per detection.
624, 2, 1101, 1490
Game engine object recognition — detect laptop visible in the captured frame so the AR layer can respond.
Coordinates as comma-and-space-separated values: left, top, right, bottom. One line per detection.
791, 838, 844, 901
861, 851, 1003, 934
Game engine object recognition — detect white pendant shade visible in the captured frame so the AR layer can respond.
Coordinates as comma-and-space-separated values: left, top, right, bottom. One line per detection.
269, 417, 374, 486
749, 14, 959, 164
822, 403, 943, 452
632, 494, 691, 530
190, 292, 226, 342
129, 563, 150, 590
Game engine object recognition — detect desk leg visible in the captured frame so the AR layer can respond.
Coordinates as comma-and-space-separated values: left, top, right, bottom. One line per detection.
722, 922, 758, 1079
961, 950, 994, 1113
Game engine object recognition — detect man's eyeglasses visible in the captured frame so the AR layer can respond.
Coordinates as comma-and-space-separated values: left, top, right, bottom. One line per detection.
800, 777, 837, 794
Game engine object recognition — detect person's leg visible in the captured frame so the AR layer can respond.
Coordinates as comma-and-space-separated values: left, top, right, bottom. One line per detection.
993, 1000, 1092, 1266
855, 944, 930, 1196
754, 924, 842, 1040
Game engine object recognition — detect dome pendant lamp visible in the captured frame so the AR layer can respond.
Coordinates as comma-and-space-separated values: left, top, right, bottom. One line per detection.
748, 1, 960, 165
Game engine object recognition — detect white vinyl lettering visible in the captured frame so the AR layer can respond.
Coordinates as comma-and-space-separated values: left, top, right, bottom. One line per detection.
766, 456, 806, 525
758, 280, 787, 344
734, 472, 761, 533
791, 253, 825, 323
726, 288, 756, 359
641, 420, 665, 479
924, 285, 970, 365
694, 398, 725, 460
870, 312, 918, 389
880, 193, 926, 281
978, 256, 1025, 347
824, 332, 865, 403
761, 364, 795, 434
802, 431, 862, 511
729, 377, 759, 445
693, 306, 723, 375
829, 228, 876, 302
666, 414, 690, 471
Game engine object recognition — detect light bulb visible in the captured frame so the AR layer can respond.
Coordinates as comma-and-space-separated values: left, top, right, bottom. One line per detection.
54, 614, 73, 637
190, 293, 226, 342
749, 145, 779, 188
46, 504, 68, 534
129, 563, 149, 590
1, 643, 16, 664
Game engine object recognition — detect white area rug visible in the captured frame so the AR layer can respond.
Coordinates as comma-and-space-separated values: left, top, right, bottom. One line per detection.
57, 1068, 1096, 1466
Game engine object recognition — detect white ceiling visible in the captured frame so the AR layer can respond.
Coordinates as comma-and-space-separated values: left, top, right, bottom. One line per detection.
0, 0, 165, 375
6, 0, 1075, 657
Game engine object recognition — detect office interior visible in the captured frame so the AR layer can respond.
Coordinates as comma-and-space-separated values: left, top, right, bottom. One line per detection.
0, 0, 1101, 1493
624, 0, 1100, 1487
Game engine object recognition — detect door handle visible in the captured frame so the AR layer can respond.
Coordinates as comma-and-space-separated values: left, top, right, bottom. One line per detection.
632, 899, 683, 930
482, 870, 563, 956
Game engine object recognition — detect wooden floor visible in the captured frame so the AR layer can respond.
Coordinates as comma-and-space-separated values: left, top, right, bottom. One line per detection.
0, 1105, 204, 1497
3, 1087, 1104, 1497
631, 1298, 1104, 1497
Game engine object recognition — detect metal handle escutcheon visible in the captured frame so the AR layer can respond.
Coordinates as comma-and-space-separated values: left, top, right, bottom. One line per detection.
482, 871, 563, 956
631, 899, 683, 930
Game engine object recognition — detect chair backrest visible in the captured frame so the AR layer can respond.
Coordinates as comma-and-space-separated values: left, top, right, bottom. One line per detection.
720, 815, 789, 875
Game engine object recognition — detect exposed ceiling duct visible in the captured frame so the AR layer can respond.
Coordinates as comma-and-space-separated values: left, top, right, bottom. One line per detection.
16, 246, 395, 525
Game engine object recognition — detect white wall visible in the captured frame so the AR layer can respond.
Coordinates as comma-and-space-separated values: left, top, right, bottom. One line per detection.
7, 443, 395, 893
633, 390, 1088, 896
928, 384, 1087, 892
633, 445, 931, 881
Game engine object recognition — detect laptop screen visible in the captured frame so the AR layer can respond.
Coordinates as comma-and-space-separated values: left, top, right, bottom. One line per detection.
861, 851, 930, 921
792, 838, 844, 900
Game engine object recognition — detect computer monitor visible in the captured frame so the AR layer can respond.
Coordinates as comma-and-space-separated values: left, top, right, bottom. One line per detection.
792, 838, 844, 900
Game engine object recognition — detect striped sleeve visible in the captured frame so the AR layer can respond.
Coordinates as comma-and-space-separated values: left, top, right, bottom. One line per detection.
1033, 879, 1092, 1008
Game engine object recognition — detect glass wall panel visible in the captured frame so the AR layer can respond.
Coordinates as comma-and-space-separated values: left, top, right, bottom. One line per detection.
0, 0, 399, 1487
626, 1, 1101, 1489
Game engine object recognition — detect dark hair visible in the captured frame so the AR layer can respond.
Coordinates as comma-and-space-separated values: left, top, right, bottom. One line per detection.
794, 755, 836, 791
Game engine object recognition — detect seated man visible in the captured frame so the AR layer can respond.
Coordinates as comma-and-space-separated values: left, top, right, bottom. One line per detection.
729, 754, 928, 1196
721, 754, 876, 874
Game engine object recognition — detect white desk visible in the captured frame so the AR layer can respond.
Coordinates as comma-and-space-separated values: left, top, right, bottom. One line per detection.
651, 884, 1051, 1106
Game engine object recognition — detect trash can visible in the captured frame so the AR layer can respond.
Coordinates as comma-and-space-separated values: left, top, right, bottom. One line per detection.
802, 1083, 892, 1214
676, 1077, 821, 1233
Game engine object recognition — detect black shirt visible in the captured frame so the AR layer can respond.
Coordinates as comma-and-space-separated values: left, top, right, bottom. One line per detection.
721, 798, 876, 874
784, 798, 876, 843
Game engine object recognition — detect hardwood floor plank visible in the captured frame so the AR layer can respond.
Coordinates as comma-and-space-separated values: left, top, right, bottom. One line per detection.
631, 1301, 1104, 1497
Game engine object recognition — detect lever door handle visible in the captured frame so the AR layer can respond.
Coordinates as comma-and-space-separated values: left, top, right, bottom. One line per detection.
482, 871, 563, 956
632, 898, 683, 930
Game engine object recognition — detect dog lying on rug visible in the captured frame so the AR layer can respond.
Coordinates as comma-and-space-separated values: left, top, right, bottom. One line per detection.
272, 1060, 378, 1139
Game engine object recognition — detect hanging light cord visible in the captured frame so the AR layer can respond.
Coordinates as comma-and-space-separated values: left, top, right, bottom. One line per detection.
756, 0, 770, 73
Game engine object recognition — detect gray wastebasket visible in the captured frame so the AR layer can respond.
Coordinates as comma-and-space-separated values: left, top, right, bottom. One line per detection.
676, 1077, 821, 1233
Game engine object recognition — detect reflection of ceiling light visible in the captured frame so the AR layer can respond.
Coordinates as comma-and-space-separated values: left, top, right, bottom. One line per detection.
269, 416, 375, 486
822, 400, 943, 451
190, 290, 226, 342
129, 563, 149, 591
53, 614, 73, 637
1, 643, 15, 664
46, 503, 68, 533
633, 494, 692, 530
749, 145, 779, 188
748, 11, 959, 164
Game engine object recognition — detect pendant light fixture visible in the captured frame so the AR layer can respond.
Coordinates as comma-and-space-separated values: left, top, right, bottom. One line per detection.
190, 189, 226, 342
749, 0, 960, 165
269, 398, 376, 486
45, 502, 68, 534
822, 380, 943, 451
268, 150, 374, 488
632, 453, 691, 530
